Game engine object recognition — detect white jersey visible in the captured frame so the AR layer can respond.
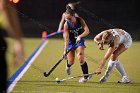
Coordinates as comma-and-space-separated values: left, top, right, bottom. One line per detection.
111, 29, 132, 48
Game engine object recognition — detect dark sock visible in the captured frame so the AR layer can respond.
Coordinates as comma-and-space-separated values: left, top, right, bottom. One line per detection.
67, 60, 72, 67
80, 62, 89, 79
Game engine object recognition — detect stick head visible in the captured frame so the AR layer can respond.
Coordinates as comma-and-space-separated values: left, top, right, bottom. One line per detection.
55, 80, 61, 84
42, 31, 47, 40
43, 72, 49, 77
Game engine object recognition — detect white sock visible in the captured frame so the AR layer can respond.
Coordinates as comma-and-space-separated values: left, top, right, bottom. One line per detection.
115, 60, 127, 77
104, 59, 116, 78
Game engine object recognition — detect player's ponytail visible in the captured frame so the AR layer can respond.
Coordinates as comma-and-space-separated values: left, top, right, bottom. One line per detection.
66, 1, 81, 10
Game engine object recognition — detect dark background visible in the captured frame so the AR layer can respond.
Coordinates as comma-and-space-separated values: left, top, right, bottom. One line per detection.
15, 0, 140, 40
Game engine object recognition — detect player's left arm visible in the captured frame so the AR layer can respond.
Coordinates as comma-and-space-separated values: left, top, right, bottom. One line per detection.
76, 17, 89, 43
79, 17, 89, 38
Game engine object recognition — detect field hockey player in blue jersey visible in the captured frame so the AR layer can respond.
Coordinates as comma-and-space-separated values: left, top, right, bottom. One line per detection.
63, 6, 91, 83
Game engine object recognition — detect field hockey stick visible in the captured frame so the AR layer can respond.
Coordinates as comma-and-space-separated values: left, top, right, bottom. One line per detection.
43, 43, 76, 77
55, 72, 96, 84
42, 30, 63, 40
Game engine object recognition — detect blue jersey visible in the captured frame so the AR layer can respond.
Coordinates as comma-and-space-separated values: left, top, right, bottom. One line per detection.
65, 17, 85, 50
66, 17, 84, 41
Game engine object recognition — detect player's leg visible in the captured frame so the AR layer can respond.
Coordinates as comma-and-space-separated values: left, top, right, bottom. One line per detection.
66, 49, 75, 75
76, 46, 90, 82
100, 44, 127, 83
99, 59, 116, 83
100, 44, 129, 83
113, 44, 130, 83
116, 60, 130, 83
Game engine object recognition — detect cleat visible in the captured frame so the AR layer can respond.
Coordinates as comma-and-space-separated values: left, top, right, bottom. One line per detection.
79, 77, 88, 83
117, 81, 130, 84
118, 76, 130, 84
79, 75, 92, 83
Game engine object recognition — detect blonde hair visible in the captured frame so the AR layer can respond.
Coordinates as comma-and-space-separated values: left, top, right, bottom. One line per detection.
101, 31, 113, 44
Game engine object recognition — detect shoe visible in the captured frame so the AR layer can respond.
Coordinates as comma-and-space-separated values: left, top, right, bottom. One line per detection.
79, 75, 92, 83
79, 77, 88, 83
99, 75, 108, 83
118, 76, 130, 84
65, 66, 71, 75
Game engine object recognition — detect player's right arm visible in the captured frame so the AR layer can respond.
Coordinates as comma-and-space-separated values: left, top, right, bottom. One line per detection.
63, 22, 69, 55
76, 17, 89, 43
58, 13, 65, 32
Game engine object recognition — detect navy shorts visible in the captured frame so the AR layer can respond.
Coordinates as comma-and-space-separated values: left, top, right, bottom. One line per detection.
68, 38, 85, 50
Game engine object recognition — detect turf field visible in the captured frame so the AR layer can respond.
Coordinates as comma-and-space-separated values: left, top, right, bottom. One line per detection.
7, 38, 140, 93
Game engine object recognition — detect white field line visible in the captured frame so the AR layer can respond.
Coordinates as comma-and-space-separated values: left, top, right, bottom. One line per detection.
7, 40, 48, 93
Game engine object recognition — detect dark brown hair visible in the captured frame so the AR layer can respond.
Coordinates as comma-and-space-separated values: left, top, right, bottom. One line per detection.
65, 7, 75, 16
66, 1, 81, 10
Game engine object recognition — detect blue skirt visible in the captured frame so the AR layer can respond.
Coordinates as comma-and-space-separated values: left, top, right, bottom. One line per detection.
68, 38, 85, 50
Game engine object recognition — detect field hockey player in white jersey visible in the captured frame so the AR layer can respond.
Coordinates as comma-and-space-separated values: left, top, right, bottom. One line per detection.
94, 28, 132, 83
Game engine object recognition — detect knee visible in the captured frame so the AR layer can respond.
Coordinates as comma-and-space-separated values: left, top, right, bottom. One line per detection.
68, 57, 75, 64
77, 52, 84, 63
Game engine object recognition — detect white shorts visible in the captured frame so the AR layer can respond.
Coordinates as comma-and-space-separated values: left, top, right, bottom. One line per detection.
122, 32, 132, 48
